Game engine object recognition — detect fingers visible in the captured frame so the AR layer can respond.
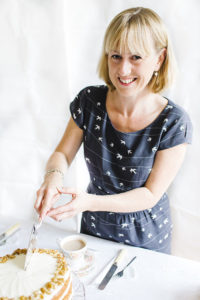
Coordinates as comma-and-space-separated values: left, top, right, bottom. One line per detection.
47, 199, 76, 221
35, 186, 77, 221
35, 189, 45, 210
47, 200, 74, 216
50, 211, 75, 221
39, 190, 60, 220
57, 187, 77, 196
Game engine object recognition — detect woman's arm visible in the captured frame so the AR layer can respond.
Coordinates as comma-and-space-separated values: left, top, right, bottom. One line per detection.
91, 143, 188, 212
35, 117, 83, 219
47, 143, 188, 220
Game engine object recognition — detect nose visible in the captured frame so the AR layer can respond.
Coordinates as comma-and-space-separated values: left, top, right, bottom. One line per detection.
118, 59, 132, 76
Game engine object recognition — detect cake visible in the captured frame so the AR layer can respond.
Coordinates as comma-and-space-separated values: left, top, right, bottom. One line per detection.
0, 248, 72, 300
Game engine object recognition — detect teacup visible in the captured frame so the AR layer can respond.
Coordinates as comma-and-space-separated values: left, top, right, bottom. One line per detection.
58, 235, 87, 270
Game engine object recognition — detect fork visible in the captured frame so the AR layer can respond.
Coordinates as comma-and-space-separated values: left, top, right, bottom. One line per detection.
115, 256, 137, 277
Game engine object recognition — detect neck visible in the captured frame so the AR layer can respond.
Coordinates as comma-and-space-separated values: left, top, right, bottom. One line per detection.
108, 88, 155, 117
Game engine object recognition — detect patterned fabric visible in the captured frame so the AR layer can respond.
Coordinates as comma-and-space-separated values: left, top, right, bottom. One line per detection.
70, 85, 193, 253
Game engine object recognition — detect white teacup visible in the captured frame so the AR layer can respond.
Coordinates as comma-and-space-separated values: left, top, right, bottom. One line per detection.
58, 235, 87, 270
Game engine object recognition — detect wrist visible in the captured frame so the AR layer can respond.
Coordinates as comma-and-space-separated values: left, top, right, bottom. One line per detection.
86, 193, 99, 212
45, 168, 64, 179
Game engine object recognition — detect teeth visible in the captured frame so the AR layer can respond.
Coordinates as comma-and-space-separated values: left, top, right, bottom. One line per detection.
119, 78, 136, 84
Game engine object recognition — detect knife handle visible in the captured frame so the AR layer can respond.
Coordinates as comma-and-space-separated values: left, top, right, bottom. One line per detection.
6, 223, 20, 237
114, 249, 126, 265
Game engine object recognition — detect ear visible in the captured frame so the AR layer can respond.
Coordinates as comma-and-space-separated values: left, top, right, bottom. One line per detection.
155, 48, 167, 71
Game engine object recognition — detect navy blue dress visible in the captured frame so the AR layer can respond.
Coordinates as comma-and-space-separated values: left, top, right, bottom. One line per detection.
70, 85, 193, 254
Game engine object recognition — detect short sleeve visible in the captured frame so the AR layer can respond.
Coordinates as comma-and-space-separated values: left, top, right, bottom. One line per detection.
69, 89, 85, 130
158, 111, 193, 150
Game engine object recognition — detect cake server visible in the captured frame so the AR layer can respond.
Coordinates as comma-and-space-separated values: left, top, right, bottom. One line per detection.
0, 223, 20, 246
98, 248, 126, 290
24, 219, 42, 270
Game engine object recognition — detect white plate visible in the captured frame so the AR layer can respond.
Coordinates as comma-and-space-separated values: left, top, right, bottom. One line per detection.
72, 249, 96, 277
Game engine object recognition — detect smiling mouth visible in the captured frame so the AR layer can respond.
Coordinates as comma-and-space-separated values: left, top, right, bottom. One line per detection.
118, 77, 137, 85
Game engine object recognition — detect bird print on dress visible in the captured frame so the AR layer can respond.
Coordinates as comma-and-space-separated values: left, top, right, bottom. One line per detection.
163, 218, 169, 225
116, 153, 123, 160
152, 147, 158, 152
110, 143, 114, 147
95, 125, 100, 130
127, 150, 132, 154
164, 233, 169, 240
162, 126, 167, 132
147, 137, 152, 142
118, 233, 124, 237
130, 168, 137, 174
151, 214, 157, 220
121, 223, 129, 228
165, 105, 173, 110
96, 116, 102, 121
120, 140, 126, 145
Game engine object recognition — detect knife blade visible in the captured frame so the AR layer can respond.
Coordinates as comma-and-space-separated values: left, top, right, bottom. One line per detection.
0, 223, 20, 246
98, 249, 126, 290
24, 220, 42, 270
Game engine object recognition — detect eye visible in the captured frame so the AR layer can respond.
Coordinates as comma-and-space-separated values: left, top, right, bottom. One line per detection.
132, 55, 142, 60
111, 54, 122, 60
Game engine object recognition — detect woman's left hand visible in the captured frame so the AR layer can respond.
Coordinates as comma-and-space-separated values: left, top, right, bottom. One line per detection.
46, 187, 92, 221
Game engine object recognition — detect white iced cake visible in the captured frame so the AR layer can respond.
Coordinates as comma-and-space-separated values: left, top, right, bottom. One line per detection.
0, 248, 72, 299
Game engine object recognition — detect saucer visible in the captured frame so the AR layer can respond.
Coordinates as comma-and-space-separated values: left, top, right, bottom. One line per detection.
71, 250, 95, 277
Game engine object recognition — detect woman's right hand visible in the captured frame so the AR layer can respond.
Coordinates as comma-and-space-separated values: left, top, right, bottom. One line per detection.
34, 173, 64, 221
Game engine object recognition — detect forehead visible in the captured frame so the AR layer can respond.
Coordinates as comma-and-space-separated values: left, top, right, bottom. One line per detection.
106, 24, 157, 57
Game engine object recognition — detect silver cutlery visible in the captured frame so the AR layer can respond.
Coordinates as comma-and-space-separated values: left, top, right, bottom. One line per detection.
24, 219, 42, 270
98, 249, 126, 290
0, 223, 20, 246
115, 256, 137, 277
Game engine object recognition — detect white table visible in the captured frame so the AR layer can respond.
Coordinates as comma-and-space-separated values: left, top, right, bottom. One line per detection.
0, 217, 200, 300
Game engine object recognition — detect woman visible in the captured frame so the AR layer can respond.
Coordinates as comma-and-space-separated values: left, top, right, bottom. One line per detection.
35, 7, 193, 254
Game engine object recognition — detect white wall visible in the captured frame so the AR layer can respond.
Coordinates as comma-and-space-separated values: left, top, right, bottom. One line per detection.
0, 0, 199, 260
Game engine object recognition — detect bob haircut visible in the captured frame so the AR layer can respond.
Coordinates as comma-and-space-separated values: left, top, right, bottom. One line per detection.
97, 7, 177, 93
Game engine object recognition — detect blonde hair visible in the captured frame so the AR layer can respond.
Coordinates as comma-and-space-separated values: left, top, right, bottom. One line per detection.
97, 7, 177, 93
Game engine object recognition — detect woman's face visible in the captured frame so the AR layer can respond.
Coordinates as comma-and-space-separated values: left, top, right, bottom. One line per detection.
107, 45, 164, 97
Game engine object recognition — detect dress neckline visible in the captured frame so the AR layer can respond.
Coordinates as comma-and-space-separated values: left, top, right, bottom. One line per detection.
102, 85, 169, 135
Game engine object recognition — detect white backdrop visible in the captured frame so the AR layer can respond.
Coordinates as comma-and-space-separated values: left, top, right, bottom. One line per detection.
0, 0, 199, 261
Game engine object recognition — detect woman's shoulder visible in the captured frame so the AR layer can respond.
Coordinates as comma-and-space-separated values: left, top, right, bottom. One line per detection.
77, 84, 108, 98
162, 97, 192, 123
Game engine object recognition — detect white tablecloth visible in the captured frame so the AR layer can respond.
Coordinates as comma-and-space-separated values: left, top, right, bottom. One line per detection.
0, 216, 200, 300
